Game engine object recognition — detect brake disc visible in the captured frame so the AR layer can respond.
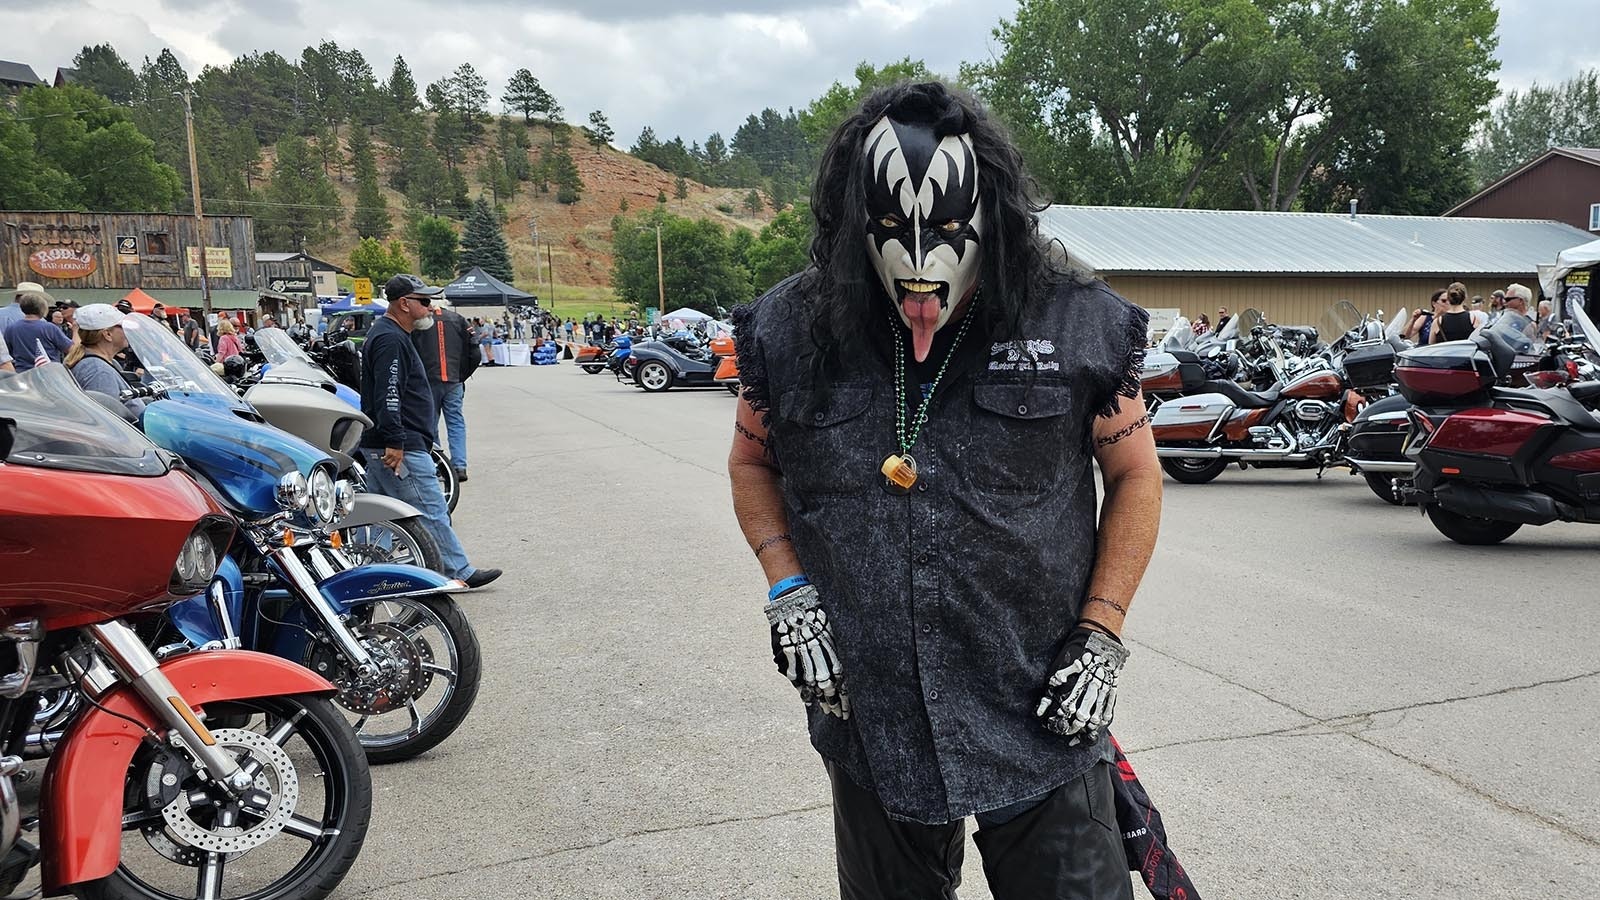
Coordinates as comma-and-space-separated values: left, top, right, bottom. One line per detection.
308, 621, 435, 716
155, 728, 299, 856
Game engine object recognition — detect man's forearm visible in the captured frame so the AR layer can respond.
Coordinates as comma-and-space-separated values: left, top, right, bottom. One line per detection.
729, 457, 802, 588
1081, 467, 1162, 635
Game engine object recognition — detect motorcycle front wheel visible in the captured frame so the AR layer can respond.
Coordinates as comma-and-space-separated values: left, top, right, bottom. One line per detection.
312, 593, 482, 764
337, 517, 444, 575
1425, 505, 1522, 545
1159, 456, 1229, 484
77, 695, 371, 900
431, 449, 459, 515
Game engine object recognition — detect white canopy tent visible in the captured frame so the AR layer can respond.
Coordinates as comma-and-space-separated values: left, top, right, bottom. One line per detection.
1539, 237, 1600, 300
660, 307, 713, 322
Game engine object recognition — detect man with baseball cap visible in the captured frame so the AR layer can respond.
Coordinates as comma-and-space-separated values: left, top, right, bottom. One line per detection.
359, 274, 500, 588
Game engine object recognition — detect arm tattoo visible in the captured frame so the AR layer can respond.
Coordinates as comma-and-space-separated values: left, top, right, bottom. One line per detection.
734, 421, 768, 447
754, 534, 792, 557
1095, 413, 1150, 447
1084, 596, 1128, 616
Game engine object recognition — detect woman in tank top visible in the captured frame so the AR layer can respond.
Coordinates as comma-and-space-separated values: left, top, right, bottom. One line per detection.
1429, 284, 1478, 343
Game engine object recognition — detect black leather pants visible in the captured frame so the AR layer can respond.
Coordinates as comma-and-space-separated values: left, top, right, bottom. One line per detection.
828, 761, 1133, 900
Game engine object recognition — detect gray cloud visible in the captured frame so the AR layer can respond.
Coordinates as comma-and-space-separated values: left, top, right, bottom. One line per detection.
5, 0, 1595, 151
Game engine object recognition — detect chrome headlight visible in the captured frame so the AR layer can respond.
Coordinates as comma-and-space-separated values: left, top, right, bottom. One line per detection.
172, 529, 219, 594
308, 468, 337, 524
276, 471, 309, 512
333, 480, 355, 519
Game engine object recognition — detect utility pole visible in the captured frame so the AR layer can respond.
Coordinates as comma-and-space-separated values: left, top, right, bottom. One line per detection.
545, 240, 556, 304
528, 218, 542, 294
655, 224, 665, 312
180, 88, 213, 319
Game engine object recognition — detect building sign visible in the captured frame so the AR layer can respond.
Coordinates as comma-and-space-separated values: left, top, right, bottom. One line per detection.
28, 246, 98, 279
11, 222, 102, 247
114, 235, 139, 265
352, 278, 373, 303
269, 277, 314, 294
185, 246, 233, 278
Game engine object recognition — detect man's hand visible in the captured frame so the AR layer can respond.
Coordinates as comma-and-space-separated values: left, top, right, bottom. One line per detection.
382, 447, 405, 473
1035, 625, 1129, 745
766, 584, 850, 719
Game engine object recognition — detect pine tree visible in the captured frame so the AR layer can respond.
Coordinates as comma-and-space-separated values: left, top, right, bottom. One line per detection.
260, 134, 340, 250
674, 176, 689, 200
743, 189, 763, 216
387, 57, 420, 112
553, 145, 583, 205
587, 110, 614, 147
458, 196, 514, 281
502, 69, 543, 123
411, 215, 459, 282
348, 127, 391, 239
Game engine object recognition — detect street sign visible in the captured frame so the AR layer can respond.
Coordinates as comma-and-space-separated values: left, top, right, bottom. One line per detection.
353, 278, 373, 303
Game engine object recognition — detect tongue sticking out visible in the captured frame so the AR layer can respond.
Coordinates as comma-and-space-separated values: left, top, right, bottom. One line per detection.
901, 294, 943, 362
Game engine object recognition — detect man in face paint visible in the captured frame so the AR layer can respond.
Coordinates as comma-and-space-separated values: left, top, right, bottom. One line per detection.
863, 115, 985, 363
727, 82, 1174, 900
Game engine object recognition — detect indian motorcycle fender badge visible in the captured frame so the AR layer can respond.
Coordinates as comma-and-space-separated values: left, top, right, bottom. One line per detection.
988, 340, 1059, 372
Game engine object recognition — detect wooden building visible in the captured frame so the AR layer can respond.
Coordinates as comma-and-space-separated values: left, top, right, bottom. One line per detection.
0, 211, 263, 310
256, 252, 349, 299
1445, 148, 1600, 234
1038, 205, 1594, 333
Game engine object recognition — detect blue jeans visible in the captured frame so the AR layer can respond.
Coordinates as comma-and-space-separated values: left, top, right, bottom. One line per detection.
433, 382, 467, 470
364, 449, 474, 580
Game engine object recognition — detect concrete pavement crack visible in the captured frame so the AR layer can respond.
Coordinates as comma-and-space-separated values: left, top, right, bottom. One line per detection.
351, 801, 831, 896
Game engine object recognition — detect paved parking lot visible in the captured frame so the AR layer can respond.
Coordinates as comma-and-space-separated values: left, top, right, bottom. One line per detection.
344, 364, 1600, 899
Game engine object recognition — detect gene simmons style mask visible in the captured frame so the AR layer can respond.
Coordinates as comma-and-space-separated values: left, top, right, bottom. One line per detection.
863, 115, 984, 362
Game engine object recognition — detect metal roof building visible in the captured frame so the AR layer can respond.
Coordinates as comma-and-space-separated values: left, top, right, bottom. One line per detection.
1037, 206, 1594, 331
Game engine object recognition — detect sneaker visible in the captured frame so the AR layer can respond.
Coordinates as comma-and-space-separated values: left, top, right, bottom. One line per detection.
464, 567, 502, 588
455, 468, 469, 483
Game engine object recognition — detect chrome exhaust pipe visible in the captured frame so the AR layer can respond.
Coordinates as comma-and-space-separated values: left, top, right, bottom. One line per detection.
1156, 446, 1309, 461
21, 729, 65, 760
1344, 458, 1415, 474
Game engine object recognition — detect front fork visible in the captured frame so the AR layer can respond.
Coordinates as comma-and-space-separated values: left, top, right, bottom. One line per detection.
81, 621, 257, 797
266, 544, 378, 677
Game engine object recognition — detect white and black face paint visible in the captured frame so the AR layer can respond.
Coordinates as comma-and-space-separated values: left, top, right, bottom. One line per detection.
863, 115, 983, 362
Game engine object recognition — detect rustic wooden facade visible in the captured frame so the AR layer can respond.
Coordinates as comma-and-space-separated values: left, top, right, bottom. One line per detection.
1106, 274, 1529, 332
1445, 149, 1600, 233
0, 211, 262, 309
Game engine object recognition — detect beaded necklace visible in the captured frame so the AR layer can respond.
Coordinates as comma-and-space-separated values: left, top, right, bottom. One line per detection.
881, 299, 978, 491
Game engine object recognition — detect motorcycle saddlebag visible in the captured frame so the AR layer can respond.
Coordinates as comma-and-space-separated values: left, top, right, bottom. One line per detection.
1343, 341, 1397, 389
1150, 393, 1233, 441
1394, 342, 1495, 404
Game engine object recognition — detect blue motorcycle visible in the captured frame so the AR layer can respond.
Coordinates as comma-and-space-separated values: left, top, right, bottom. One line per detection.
120, 314, 482, 763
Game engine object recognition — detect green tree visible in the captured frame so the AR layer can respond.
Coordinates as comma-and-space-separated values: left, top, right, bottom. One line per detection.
502, 69, 545, 122
14, 84, 182, 211
1471, 69, 1600, 188
404, 144, 451, 214
745, 205, 813, 292
552, 144, 583, 204
674, 176, 689, 200
348, 126, 391, 239
387, 56, 420, 113
799, 59, 934, 146
611, 208, 751, 314
259, 133, 340, 250
0, 109, 76, 209
410, 215, 459, 282
348, 236, 411, 283
458, 196, 514, 281
73, 44, 139, 104
587, 110, 614, 147
743, 189, 763, 216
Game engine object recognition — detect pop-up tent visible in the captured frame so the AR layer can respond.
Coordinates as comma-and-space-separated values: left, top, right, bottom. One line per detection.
1540, 237, 1600, 300
660, 306, 712, 322
122, 288, 160, 314
444, 267, 537, 308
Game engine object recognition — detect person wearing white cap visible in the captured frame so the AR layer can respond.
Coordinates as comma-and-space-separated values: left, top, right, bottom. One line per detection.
65, 304, 144, 421
0, 282, 43, 331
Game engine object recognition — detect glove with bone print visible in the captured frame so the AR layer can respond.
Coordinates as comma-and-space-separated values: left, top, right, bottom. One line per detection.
1035, 625, 1128, 745
766, 583, 850, 719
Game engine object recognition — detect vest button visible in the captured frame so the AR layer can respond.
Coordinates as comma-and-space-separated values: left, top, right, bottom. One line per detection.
1017, 404, 1028, 415
813, 412, 825, 422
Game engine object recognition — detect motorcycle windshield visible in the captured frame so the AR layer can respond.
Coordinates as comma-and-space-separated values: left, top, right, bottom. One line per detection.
1235, 308, 1265, 338
254, 327, 312, 365
122, 314, 250, 413
0, 365, 168, 476
1320, 301, 1363, 341
1571, 298, 1600, 363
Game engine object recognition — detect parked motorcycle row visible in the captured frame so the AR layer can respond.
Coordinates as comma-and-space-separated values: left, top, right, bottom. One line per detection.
573, 328, 740, 394
1146, 300, 1600, 545
0, 317, 486, 898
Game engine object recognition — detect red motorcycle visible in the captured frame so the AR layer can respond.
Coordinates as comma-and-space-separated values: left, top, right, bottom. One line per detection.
1401, 308, 1600, 544
0, 366, 370, 900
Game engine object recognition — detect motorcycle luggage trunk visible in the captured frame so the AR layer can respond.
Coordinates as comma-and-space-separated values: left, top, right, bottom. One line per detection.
1394, 342, 1495, 404
1344, 342, 1397, 389
1141, 352, 1209, 394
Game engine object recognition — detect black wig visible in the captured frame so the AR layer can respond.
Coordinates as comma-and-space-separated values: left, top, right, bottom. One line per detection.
803, 81, 1061, 360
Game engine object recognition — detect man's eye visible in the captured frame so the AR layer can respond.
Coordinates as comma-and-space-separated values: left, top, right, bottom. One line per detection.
876, 216, 903, 229
939, 220, 964, 234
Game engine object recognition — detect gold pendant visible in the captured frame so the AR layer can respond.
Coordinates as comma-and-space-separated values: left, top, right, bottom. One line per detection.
881, 453, 918, 491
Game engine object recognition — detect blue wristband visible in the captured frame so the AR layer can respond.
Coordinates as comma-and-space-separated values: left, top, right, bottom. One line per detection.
768, 575, 811, 603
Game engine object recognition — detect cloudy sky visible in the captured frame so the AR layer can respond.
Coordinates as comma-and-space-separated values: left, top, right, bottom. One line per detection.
7, 0, 1597, 147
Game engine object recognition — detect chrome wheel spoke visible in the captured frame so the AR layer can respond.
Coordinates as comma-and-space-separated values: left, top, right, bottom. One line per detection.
420, 662, 456, 681
196, 851, 225, 900
266, 708, 306, 747
406, 700, 423, 736
281, 814, 327, 841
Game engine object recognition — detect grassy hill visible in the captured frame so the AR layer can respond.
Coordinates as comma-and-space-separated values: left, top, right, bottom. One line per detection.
299, 120, 775, 309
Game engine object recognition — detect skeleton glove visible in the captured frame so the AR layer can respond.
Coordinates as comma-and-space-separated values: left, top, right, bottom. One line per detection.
1035, 626, 1129, 745
766, 584, 850, 719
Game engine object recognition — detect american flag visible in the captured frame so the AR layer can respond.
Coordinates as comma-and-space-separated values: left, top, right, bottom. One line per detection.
32, 339, 50, 368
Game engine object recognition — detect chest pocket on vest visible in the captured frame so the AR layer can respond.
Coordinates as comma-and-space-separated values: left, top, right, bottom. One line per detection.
964, 382, 1079, 494
775, 384, 875, 496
